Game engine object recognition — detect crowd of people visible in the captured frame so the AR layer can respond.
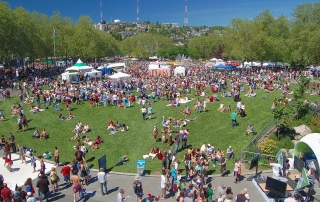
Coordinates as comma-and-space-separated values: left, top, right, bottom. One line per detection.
0, 60, 317, 201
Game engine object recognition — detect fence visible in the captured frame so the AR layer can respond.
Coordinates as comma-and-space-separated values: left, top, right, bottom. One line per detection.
240, 119, 277, 165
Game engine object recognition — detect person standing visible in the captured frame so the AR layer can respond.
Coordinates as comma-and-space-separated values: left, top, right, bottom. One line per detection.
70, 170, 82, 202
182, 131, 188, 149
36, 174, 50, 202
18, 144, 26, 164
270, 160, 282, 179
153, 126, 158, 142
1, 183, 12, 202
220, 154, 227, 177
234, 160, 241, 183
140, 106, 147, 120
117, 189, 127, 202
147, 104, 153, 120
133, 175, 143, 202
231, 110, 237, 127
174, 133, 180, 154
60, 162, 71, 186
53, 147, 59, 166
8, 133, 16, 153
97, 168, 108, 195
3, 142, 11, 159
160, 170, 167, 200
49, 167, 60, 194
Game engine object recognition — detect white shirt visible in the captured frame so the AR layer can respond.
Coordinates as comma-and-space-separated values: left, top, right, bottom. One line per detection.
117, 193, 124, 202
161, 175, 166, 188
270, 163, 282, 175
97, 171, 106, 183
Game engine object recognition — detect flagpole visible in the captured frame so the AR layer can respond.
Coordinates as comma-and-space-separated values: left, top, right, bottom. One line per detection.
53, 27, 56, 68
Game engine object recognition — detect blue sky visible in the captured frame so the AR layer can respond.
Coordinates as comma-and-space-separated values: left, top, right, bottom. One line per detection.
4, 0, 319, 26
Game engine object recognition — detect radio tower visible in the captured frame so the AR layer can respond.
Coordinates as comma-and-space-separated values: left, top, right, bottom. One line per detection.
184, 0, 188, 27
136, 0, 140, 23
100, 0, 103, 22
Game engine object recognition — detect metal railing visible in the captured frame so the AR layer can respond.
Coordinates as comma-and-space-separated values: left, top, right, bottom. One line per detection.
241, 119, 277, 165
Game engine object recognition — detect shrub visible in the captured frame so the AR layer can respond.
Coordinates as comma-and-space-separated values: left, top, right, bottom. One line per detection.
258, 139, 278, 156
276, 137, 294, 150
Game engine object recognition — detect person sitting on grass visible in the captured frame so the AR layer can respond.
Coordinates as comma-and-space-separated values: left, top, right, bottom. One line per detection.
59, 113, 65, 121
83, 135, 91, 144
116, 155, 129, 166
217, 103, 226, 112
107, 125, 116, 135
66, 112, 74, 120
32, 129, 40, 138
143, 147, 159, 160
121, 124, 128, 132
40, 128, 48, 139
246, 123, 256, 135
91, 136, 103, 150
82, 123, 90, 133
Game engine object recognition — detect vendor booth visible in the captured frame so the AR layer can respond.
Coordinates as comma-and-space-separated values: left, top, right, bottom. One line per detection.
174, 66, 186, 76
109, 72, 131, 79
61, 72, 79, 83
294, 133, 320, 172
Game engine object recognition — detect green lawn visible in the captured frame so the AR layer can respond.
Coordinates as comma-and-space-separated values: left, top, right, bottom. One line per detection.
0, 85, 317, 174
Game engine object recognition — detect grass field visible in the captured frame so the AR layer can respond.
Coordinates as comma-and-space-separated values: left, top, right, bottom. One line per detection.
0, 85, 317, 175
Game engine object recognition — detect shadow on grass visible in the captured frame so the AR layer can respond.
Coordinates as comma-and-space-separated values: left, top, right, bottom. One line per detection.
107, 166, 114, 172
86, 157, 95, 162
145, 170, 151, 175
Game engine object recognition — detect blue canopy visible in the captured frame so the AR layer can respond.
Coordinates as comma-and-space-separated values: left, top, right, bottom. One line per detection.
102, 67, 112, 75
215, 64, 226, 69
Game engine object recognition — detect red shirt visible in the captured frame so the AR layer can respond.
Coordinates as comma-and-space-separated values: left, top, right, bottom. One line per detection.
1, 187, 12, 200
5, 158, 12, 164
60, 165, 71, 177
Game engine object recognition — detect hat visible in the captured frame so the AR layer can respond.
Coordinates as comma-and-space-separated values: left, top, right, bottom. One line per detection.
222, 185, 226, 189
27, 192, 32, 196
135, 175, 140, 180
229, 146, 232, 148
154, 126, 156, 128
208, 144, 211, 147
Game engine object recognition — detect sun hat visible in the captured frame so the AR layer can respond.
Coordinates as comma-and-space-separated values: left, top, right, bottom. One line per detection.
27, 192, 32, 196
135, 175, 140, 180
208, 144, 211, 147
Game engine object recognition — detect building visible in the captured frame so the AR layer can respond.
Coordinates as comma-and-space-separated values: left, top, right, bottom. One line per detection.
94, 21, 108, 32
161, 23, 180, 28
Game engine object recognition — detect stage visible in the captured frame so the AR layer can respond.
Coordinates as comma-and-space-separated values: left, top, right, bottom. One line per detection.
252, 173, 308, 202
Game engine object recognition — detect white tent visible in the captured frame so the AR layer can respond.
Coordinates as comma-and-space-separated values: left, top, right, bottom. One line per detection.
149, 63, 160, 70
174, 66, 186, 76
294, 133, 320, 170
149, 56, 158, 60
109, 72, 131, 79
61, 72, 79, 83
65, 59, 93, 72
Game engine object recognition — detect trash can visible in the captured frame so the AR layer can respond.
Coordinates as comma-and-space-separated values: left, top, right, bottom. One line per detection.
136, 160, 146, 177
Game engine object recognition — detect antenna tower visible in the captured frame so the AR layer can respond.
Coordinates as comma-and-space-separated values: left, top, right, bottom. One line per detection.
184, 0, 188, 26
137, 0, 140, 23
100, 0, 103, 22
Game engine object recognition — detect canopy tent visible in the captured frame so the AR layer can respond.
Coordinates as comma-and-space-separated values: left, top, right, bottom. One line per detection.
174, 66, 186, 76
149, 56, 158, 60
215, 63, 226, 69
294, 133, 320, 171
109, 72, 131, 79
148, 63, 160, 70
65, 59, 93, 72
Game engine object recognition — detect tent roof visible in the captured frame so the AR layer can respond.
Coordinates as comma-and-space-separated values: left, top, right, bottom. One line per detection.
73, 59, 87, 67
294, 133, 320, 167
109, 72, 131, 79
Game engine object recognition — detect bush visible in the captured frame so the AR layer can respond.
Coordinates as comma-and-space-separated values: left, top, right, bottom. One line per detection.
258, 139, 278, 156
276, 137, 294, 150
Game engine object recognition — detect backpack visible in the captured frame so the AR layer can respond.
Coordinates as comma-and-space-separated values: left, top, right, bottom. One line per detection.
134, 181, 142, 196
203, 187, 209, 198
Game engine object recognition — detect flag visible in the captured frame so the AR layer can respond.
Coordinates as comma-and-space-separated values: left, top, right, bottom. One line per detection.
53, 29, 60, 39
276, 149, 283, 165
295, 168, 309, 190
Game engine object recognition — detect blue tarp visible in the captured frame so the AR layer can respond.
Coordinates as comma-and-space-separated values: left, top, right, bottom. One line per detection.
102, 67, 112, 75
215, 64, 226, 69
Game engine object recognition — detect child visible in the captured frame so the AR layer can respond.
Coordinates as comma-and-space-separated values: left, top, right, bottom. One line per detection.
153, 126, 158, 142
285, 159, 290, 177
3, 157, 13, 172
30, 154, 36, 173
